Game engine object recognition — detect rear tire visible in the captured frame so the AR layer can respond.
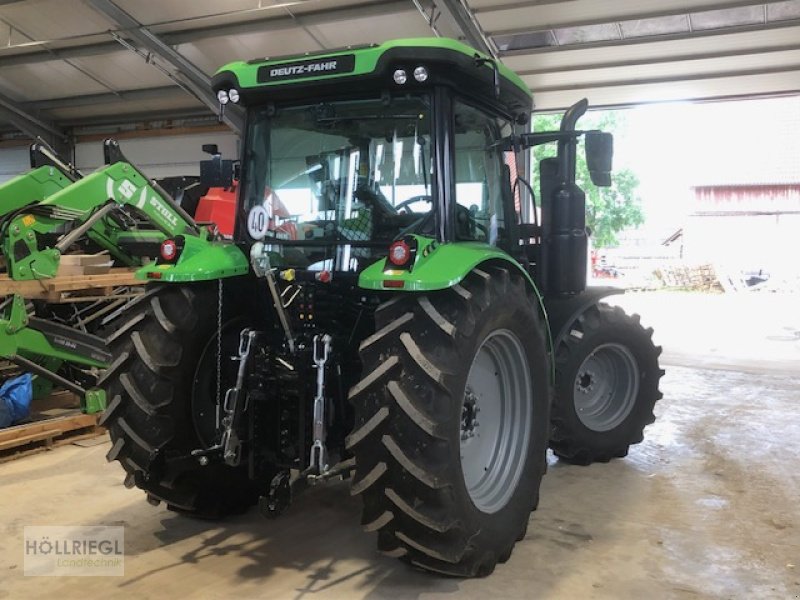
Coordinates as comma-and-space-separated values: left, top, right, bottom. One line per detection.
550, 303, 664, 465
100, 284, 260, 518
348, 266, 549, 577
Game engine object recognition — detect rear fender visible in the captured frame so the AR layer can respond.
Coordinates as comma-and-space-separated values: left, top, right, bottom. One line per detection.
358, 238, 532, 292
358, 237, 553, 368
135, 235, 249, 282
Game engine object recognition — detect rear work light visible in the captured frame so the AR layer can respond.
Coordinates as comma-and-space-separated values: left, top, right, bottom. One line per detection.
160, 239, 178, 261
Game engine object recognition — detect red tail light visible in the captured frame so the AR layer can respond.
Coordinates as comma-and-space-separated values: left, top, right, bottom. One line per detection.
160, 239, 177, 261
388, 240, 411, 266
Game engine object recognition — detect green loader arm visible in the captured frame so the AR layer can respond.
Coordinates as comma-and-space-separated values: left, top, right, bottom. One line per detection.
0, 296, 109, 413
0, 165, 74, 218
2, 153, 200, 280
0, 139, 244, 414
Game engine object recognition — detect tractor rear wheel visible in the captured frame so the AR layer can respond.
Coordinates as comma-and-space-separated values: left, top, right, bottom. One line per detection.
550, 303, 664, 465
99, 284, 260, 518
347, 266, 549, 577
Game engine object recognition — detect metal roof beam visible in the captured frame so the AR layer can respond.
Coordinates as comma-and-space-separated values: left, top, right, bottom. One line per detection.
526, 63, 800, 93
514, 42, 800, 76
500, 18, 800, 56
167, 0, 409, 44
414, 0, 498, 57
484, 0, 790, 36
64, 108, 215, 129
0, 92, 71, 155
85, 0, 243, 133
0, 0, 410, 68
0, 42, 132, 68
26, 86, 187, 111
534, 89, 800, 112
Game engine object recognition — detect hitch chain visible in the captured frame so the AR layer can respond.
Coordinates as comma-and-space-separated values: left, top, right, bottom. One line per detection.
192, 328, 259, 467
310, 333, 332, 475
215, 278, 223, 421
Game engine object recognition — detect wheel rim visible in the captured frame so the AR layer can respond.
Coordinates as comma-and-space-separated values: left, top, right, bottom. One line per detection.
460, 329, 532, 514
573, 343, 640, 432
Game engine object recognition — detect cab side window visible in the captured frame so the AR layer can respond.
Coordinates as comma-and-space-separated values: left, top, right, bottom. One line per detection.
453, 101, 513, 247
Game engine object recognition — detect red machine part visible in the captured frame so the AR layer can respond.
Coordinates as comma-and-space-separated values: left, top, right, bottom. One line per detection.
195, 185, 297, 240
195, 186, 237, 237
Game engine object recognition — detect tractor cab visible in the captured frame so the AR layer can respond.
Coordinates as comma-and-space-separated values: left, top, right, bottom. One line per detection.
212, 38, 611, 296
211, 39, 540, 275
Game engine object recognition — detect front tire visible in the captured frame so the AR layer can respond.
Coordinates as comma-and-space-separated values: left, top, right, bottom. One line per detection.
550, 303, 664, 465
347, 266, 550, 577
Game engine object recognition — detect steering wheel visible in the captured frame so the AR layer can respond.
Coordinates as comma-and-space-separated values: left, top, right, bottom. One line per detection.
395, 195, 433, 214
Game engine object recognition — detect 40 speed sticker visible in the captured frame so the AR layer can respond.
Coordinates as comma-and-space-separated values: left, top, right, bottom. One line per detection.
247, 205, 269, 240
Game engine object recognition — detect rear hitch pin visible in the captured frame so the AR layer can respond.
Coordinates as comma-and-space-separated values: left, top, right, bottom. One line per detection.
275, 356, 295, 371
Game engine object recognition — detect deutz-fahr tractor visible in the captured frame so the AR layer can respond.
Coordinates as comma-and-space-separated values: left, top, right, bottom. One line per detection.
95, 38, 663, 577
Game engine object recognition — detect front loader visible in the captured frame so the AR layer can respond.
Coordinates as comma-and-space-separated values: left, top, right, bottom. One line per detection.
25, 38, 662, 577
0, 140, 227, 409
0, 141, 80, 221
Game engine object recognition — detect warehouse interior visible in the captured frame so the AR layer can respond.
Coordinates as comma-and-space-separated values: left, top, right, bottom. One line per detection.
3, 0, 800, 169
0, 1, 798, 598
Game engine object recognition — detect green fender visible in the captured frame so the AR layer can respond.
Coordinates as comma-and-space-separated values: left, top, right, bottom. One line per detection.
135, 235, 249, 282
358, 236, 553, 370
358, 236, 533, 292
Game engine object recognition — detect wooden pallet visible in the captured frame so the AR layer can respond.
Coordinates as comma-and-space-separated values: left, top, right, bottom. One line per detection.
653, 263, 722, 292
0, 267, 142, 302
0, 258, 130, 462
0, 409, 104, 463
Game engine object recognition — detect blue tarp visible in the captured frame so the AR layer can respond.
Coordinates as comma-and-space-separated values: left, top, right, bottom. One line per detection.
0, 373, 33, 428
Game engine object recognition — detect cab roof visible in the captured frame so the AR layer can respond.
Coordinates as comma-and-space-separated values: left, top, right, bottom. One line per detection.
212, 37, 533, 119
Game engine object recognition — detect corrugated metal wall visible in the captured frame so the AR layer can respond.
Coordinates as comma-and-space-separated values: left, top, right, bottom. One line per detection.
0, 147, 31, 184
75, 132, 239, 178
1, 131, 238, 184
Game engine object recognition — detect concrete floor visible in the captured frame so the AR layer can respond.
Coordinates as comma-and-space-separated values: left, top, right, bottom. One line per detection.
1, 291, 798, 599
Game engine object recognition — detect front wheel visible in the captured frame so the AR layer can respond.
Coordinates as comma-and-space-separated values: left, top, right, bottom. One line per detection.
550, 303, 664, 465
347, 266, 550, 577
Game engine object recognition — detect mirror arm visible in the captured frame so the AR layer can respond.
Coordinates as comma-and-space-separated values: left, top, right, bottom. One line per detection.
494, 130, 589, 153
474, 55, 501, 99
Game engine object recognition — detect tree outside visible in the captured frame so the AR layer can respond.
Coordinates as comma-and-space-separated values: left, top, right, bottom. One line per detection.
532, 111, 644, 247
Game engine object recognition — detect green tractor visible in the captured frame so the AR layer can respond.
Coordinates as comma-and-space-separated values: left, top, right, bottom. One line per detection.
93, 38, 661, 576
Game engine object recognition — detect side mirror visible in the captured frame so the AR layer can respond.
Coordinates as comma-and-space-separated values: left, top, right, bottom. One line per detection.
585, 131, 613, 187
200, 157, 234, 188
202, 143, 220, 156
